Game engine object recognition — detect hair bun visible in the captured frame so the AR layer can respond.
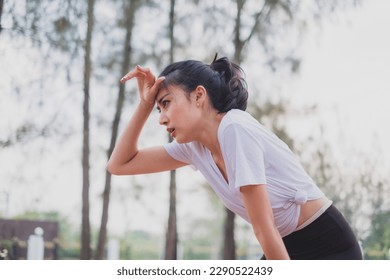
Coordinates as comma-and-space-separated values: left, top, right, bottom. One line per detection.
210, 56, 248, 112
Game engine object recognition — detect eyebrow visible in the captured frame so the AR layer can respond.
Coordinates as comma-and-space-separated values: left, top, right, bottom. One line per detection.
156, 93, 171, 110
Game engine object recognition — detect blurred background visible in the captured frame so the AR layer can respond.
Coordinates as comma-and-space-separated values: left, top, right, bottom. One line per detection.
0, 0, 389, 260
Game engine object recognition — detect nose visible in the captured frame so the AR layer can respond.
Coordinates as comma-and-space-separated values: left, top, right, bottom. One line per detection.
159, 111, 168, 126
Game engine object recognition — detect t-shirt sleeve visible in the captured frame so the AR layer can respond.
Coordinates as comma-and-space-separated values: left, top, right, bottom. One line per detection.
163, 141, 193, 165
221, 124, 267, 189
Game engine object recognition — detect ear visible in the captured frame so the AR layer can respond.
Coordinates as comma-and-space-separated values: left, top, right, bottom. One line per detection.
194, 85, 207, 105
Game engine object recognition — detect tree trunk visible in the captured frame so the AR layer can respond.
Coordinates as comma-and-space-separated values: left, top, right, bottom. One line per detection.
222, 0, 273, 260
221, 0, 245, 260
0, 0, 4, 31
95, 0, 137, 260
80, 0, 95, 260
165, 167, 178, 259
222, 208, 236, 259
164, 0, 178, 260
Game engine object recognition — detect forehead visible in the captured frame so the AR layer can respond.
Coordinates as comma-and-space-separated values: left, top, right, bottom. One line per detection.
156, 87, 170, 101
156, 84, 186, 101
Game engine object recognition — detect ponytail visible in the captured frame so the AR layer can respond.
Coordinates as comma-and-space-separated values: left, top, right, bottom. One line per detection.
209, 55, 248, 112
159, 55, 248, 113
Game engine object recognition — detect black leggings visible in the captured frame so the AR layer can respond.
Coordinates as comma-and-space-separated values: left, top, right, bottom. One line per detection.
262, 204, 363, 260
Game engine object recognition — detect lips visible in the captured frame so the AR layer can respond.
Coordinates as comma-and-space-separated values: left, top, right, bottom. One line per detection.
167, 128, 175, 137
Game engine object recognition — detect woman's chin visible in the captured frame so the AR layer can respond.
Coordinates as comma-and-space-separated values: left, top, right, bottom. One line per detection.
174, 136, 189, 144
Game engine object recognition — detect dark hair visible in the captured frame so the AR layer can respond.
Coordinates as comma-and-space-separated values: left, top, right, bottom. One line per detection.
158, 56, 248, 113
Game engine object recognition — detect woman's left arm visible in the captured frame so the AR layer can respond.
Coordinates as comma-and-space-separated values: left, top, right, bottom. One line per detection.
240, 185, 290, 260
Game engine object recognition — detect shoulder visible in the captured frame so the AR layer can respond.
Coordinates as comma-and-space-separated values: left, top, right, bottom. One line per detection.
221, 109, 254, 124
219, 109, 264, 139
220, 109, 252, 128
218, 110, 267, 150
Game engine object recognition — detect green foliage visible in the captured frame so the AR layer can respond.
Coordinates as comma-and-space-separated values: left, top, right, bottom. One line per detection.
119, 230, 161, 260
183, 238, 213, 260
13, 210, 59, 221
363, 210, 390, 260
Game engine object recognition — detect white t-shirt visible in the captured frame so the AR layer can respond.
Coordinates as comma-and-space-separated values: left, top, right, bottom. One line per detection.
163, 109, 324, 237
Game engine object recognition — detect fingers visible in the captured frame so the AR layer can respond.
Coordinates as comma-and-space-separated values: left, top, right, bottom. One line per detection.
151, 76, 166, 92
120, 69, 144, 84
120, 65, 155, 84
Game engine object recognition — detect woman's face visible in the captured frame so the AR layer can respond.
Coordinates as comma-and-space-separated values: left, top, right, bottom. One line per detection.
156, 85, 202, 144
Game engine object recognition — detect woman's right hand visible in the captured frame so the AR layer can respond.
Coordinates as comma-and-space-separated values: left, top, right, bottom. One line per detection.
120, 65, 165, 107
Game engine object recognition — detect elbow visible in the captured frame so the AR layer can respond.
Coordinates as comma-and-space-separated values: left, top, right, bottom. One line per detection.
106, 161, 121, 175
106, 162, 115, 175
107, 160, 135, 176
107, 151, 140, 175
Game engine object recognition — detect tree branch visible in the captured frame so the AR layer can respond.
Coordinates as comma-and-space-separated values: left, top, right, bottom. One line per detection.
243, 0, 273, 46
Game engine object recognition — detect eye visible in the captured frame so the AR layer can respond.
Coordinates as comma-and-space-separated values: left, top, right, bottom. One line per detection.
162, 100, 170, 108
156, 100, 170, 113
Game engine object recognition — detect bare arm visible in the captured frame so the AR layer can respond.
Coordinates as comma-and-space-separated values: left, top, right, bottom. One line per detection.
107, 65, 187, 175
240, 185, 290, 260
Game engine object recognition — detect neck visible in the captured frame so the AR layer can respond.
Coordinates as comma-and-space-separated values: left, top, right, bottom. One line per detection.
195, 111, 226, 157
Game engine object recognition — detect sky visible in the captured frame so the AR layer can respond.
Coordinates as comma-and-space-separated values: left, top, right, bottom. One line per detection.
287, 0, 390, 171
1, 0, 389, 239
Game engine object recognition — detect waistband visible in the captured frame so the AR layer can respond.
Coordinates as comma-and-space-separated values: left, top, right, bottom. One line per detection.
295, 200, 333, 231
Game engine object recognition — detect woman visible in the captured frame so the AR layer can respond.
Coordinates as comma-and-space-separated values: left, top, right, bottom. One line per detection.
107, 56, 363, 260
